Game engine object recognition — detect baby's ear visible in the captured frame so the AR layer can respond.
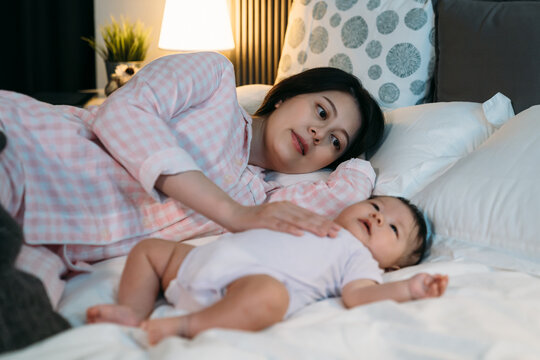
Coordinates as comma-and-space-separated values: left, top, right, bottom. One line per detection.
385, 265, 400, 272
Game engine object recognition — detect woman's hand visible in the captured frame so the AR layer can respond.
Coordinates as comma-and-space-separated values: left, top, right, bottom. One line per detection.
225, 201, 342, 238
408, 273, 449, 300
156, 171, 341, 238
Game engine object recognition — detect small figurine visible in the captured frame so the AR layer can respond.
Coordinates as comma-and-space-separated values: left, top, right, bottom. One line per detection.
105, 64, 140, 96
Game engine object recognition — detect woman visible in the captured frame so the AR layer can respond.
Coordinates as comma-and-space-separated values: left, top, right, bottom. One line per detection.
0, 52, 384, 305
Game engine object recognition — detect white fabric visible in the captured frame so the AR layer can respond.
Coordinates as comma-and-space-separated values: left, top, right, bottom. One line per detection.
165, 229, 382, 318
276, 0, 435, 110
236, 84, 272, 115
6, 87, 538, 359
370, 92, 514, 198
6, 239, 540, 359
482, 92, 515, 127
412, 105, 540, 263
262, 93, 514, 194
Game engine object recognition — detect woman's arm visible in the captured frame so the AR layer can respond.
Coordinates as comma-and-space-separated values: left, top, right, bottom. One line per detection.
341, 273, 449, 309
156, 171, 341, 237
90, 52, 340, 236
265, 159, 376, 218
90, 52, 229, 200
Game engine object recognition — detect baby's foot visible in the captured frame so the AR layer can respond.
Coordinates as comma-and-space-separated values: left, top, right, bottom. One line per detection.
86, 304, 140, 326
140, 316, 188, 345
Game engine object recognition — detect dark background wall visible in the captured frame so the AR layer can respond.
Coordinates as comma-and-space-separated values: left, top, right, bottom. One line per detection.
0, 0, 95, 100
0, 0, 294, 101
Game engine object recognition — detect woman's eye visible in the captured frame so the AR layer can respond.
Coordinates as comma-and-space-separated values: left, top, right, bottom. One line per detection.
371, 202, 380, 211
331, 135, 341, 150
317, 105, 327, 119
390, 224, 398, 235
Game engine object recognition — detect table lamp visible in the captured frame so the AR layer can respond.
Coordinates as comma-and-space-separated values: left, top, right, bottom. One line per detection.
159, 0, 235, 51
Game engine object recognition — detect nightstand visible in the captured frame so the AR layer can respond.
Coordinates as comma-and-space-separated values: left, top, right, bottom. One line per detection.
31, 91, 96, 107
81, 89, 107, 108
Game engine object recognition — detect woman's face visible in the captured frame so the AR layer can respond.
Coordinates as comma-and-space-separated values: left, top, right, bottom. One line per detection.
262, 90, 361, 173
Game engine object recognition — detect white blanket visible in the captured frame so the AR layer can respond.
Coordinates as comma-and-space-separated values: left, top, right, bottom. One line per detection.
4, 236, 540, 360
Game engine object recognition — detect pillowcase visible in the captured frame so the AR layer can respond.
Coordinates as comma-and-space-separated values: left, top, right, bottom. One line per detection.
370, 92, 513, 198
433, 0, 540, 113
411, 105, 540, 262
276, 0, 436, 110
236, 83, 514, 197
236, 84, 272, 115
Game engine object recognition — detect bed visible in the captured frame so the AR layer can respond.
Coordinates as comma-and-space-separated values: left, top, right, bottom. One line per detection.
4, 0, 540, 358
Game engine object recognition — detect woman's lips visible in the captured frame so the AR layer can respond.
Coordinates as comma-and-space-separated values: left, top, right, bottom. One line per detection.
291, 131, 308, 155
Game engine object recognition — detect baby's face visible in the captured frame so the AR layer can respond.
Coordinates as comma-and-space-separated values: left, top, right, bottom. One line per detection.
334, 197, 416, 269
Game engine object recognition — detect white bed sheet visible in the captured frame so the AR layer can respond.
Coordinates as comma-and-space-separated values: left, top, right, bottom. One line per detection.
4, 236, 540, 360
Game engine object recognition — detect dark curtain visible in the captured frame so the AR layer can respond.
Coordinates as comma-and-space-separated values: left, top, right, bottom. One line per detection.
0, 0, 95, 102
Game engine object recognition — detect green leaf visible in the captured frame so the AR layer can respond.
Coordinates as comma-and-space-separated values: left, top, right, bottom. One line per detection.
81, 15, 151, 62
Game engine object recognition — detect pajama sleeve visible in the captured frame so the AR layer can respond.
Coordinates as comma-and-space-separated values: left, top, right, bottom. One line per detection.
89, 52, 233, 200
265, 158, 376, 218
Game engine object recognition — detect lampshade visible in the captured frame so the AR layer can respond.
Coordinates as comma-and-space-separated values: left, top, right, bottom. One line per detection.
159, 0, 235, 51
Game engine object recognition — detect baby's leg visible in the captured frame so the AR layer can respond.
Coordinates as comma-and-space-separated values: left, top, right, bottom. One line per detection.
141, 274, 290, 344
86, 239, 193, 326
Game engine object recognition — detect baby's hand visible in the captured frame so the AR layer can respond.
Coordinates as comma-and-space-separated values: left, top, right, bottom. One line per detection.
408, 273, 448, 300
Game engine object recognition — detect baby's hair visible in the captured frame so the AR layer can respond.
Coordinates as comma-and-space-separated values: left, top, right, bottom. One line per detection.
371, 195, 429, 266
396, 197, 428, 266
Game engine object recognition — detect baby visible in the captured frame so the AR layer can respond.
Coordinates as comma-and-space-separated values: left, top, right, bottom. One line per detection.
87, 196, 448, 345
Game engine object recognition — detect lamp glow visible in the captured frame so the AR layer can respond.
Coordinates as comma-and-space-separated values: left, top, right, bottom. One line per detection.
159, 0, 235, 51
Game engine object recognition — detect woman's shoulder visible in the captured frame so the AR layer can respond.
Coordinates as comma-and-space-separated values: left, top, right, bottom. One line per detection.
142, 52, 233, 77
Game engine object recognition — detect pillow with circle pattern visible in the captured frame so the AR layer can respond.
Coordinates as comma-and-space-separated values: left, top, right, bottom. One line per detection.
276, 0, 436, 110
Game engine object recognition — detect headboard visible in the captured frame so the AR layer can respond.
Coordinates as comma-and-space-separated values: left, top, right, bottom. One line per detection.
432, 0, 540, 113
273, 0, 540, 113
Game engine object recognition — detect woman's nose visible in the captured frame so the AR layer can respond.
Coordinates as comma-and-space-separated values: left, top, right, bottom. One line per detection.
310, 127, 321, 144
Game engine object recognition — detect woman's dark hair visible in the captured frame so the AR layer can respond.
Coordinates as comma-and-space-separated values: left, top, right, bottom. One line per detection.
253, 67, 385, 169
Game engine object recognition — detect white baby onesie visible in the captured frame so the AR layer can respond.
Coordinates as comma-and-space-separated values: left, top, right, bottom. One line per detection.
165, 228, 383, 317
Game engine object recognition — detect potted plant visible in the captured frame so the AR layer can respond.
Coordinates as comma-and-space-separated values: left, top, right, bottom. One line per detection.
82, 16, 151, 95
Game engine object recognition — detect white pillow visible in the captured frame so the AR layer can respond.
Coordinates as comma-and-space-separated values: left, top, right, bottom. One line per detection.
276, 0, 435, 110
371, 93, 514, 198
411, 105, 540, 262
236, 84, 272, 115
